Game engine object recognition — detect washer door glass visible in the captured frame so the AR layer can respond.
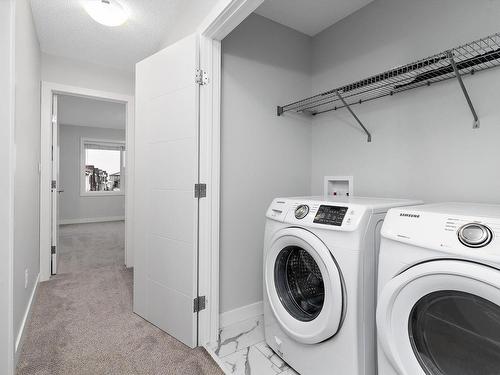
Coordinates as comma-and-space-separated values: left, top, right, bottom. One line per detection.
274, 245, 325, 322
409, 290, 500, 375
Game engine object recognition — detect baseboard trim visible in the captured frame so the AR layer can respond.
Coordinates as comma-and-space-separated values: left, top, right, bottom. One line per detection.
15, 273, 40, 363
219, 301, 263, 328
60, 216, 125, 225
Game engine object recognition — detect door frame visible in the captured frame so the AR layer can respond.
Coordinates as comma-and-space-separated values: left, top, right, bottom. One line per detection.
195, 0, 265, 346
40, 82, 135, 281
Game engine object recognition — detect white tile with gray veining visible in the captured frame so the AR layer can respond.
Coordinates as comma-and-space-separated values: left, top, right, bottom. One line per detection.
254, 342, 290, 372
219, 342, 300, 375
221, 345, 279, 375
212, 315, 300, 375
212, 315, 265, 358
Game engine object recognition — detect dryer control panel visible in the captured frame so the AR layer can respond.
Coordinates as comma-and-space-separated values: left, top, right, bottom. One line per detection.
381, 203, 500, 257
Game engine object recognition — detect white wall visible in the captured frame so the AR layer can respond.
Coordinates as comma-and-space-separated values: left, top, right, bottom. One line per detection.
41, 52, 134, 95
13, 0, 41, 363
0, 1, 15, 373
220, 14, 312, 313
310, 0, 500, 203
59, 125, 125, 222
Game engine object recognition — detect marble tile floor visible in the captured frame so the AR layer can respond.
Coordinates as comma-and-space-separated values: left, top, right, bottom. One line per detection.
210, 315, 300, 375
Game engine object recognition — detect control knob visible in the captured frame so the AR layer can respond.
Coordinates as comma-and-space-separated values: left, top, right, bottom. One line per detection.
295, 205, 309, 219
458, 223, 493, 248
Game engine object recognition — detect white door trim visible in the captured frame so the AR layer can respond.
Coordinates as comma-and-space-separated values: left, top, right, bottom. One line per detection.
196, 0, 264, 347
199, 0, 265, 40
50, 93, 59, 274
197, 35, 221, 347
40, 82, 135, 281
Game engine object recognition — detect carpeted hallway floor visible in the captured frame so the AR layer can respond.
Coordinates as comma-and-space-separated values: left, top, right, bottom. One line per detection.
57, 221, 126, 274
16, 222, 223, 375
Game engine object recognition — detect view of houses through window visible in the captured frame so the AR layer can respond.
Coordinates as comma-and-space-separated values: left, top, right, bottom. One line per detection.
83, 140, 125, 193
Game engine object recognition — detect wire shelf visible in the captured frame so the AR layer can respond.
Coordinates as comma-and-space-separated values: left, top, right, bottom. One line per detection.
278, 32, 500, 121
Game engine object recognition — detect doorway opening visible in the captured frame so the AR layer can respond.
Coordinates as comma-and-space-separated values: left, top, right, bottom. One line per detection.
55, 94, 127, 274
40, 83, 135, 282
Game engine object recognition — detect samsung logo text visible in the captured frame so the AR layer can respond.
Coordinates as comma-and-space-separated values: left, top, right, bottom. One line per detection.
400, 213, 420, 218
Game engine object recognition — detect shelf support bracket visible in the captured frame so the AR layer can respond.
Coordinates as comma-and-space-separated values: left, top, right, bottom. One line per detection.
335, 90, 372, 142
448, 52, 480, 129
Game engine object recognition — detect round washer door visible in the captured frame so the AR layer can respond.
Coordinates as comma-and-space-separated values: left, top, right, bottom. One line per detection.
265, 227, 344, 344
377, 260, 500, 375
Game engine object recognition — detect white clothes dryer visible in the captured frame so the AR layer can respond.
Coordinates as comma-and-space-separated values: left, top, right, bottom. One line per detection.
264, 196, 421, 375
377, 202, 500, 375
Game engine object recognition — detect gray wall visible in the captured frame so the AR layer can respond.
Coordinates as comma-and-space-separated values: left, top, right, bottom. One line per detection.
0, 1, 15, 372
310, 0, 500, 203
13, 0, 41, 356
59, 125, 125, 222
42, 53, 134, 95
220, 14, 312, 313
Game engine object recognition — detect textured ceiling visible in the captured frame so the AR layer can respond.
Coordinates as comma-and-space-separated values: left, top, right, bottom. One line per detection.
58, 95, 126, 129
30, 0, 194, 72
255, 0, 374, 36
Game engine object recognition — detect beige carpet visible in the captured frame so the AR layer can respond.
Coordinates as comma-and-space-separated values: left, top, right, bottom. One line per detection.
58, 221, 126, 274
17, 222, 223, 375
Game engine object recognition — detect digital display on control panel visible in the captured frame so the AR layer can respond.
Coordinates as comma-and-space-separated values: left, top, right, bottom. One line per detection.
313, 205, 348, 226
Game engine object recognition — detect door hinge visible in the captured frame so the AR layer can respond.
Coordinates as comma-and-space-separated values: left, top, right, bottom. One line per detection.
193, 296, 206, 313
51, 180, 57, 189
195, 68, 209, 85
51, 114, 57, 125
194, 183, 207, 198
51, 245, 56, 254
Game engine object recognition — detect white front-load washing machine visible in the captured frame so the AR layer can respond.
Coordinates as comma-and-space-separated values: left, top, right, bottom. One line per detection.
377, 202, 500, 375
264, 196, 422, 375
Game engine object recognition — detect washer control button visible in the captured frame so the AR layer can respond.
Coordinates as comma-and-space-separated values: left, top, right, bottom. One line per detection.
295, 205, 309, 219
458, 223, 492, 248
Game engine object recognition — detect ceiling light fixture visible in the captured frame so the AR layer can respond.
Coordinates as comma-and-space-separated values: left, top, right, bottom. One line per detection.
83, 0, 129, 27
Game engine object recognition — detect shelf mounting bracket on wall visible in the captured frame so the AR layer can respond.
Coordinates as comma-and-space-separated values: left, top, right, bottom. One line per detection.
335, 90, 372, 142
448, 51, 480, 129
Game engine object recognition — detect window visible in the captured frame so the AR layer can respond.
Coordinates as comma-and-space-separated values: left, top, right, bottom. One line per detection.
81, 138, 125, 196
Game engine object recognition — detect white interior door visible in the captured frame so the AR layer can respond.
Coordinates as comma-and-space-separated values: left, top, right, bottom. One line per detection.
50, 94, 60, 275
134, 34, 200, 348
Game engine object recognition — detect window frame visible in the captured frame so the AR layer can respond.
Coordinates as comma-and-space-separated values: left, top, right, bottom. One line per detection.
80, 137, 126, 197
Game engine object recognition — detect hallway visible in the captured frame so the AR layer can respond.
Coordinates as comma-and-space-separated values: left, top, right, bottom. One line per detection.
58, 222, 125, 274
16, 222, 222, 375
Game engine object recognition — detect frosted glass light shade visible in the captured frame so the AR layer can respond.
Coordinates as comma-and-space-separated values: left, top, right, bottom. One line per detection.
83, 0, 128, 27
